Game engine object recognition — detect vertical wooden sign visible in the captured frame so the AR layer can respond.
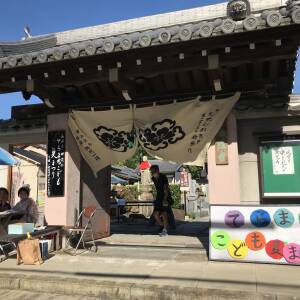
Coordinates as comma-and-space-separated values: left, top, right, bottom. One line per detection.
180, 171, 189, 187
47, 131, 65, 197
215, 141, 229, 165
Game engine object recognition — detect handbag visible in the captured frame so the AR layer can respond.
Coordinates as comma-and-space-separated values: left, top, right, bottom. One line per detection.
17, 238, 43, 265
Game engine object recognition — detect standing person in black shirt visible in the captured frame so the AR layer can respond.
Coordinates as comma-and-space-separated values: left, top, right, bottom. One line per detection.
150, 165, 172, 237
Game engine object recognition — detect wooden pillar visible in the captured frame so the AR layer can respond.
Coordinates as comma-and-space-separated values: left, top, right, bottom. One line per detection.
45, 114, 81, 226
81, 160, 111, 238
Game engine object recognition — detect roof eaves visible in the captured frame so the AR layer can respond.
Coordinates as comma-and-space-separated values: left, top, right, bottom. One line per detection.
0, 118, 46, 133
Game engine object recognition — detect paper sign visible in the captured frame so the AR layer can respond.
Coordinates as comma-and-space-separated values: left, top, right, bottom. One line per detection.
272, 147, 294, 175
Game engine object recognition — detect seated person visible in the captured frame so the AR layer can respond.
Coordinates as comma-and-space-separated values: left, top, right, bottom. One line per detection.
115, 186, 126, 215
13, 186, 38, 224
0, 187, 11, 212
0, 187, 11, 234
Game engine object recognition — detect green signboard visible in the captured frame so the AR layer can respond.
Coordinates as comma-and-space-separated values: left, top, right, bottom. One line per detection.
260, 139, 300, 197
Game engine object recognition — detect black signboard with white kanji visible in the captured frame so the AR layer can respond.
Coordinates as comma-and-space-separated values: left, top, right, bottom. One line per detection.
47, 131, 65, 197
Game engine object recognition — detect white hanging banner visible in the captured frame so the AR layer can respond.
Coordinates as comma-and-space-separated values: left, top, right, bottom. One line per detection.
68, 93, 240, 175
68, 107, 137, 175
135, 93, 240, 165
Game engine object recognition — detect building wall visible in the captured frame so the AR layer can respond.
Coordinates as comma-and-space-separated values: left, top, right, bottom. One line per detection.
0, 130, 46, 193
0, 166, 8, 189
237, 115, 300, 204
11, 161, 39, 205
208, 113, 241, 204
0, 144, 9, 189
207, 104, 300, 206
0, 146, 44, 206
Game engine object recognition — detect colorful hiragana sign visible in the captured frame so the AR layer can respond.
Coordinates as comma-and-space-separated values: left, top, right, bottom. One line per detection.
210, 205, 300, 265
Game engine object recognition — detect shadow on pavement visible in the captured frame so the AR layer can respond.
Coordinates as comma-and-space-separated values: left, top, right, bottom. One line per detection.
107, 219, 210, 255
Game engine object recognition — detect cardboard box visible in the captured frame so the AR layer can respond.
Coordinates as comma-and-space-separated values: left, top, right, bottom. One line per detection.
8, 223, 34, 235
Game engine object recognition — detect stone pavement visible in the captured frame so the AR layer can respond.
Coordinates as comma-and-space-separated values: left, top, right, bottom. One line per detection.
0, 239, 300, 299
1, 289, 97, 300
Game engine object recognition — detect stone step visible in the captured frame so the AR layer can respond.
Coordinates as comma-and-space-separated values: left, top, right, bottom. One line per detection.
0, 272, 297, 300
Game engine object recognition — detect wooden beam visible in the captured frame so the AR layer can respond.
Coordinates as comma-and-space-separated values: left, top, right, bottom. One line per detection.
208, 55, 219, 70
108, 68, 136, 100
39, 75, 292, 108
32, 82, 66, 107
66, 45, 297, 85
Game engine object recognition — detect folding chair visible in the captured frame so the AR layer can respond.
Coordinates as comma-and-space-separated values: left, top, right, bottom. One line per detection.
64, 206, 98, 255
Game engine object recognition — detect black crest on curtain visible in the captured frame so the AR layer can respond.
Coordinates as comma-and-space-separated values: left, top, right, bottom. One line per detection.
139, 119, 185, 151
93, 126, 135, 152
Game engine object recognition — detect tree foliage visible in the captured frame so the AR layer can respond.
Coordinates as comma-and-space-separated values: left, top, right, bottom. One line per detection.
186, 165, 202, 180
118, 146, 152, 169
170, 185, 182, 209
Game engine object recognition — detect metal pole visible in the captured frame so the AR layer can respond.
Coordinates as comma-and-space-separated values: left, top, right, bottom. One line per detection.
184, 191, 187, 215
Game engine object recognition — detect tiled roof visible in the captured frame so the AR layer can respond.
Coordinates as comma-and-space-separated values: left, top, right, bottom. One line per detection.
0, 0, 298, 69
13, 147, 45, 166
53, 0, 286, 45
111, 165, 140, 181
148, 160, 182, 174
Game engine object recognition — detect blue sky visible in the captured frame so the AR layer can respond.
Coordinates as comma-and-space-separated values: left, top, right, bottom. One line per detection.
0, 0, 299, 119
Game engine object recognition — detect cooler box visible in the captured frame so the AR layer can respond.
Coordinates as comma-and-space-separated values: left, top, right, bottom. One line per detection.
8, 223, 34, 235
41, 239, 53, 253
